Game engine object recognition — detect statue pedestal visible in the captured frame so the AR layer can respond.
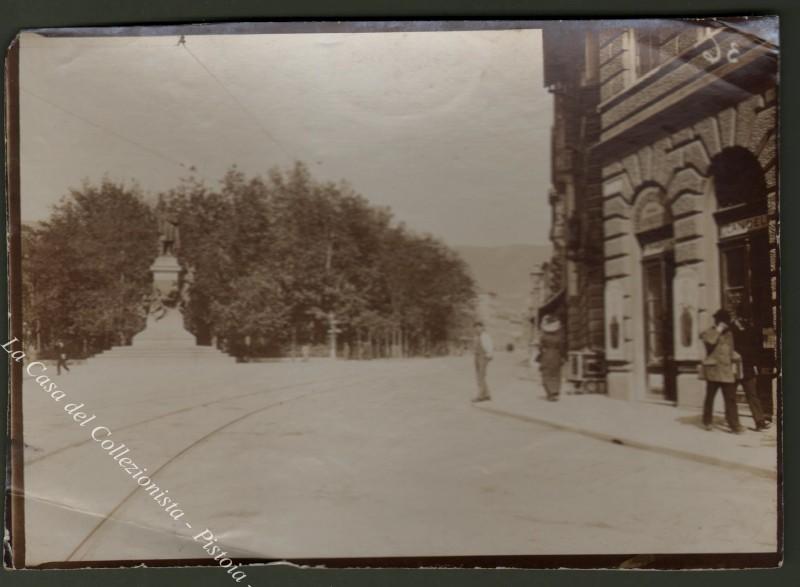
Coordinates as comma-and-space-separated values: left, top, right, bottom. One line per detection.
130, 308, 197, 348
150, 254, 182, 296
95, 255, 230, 361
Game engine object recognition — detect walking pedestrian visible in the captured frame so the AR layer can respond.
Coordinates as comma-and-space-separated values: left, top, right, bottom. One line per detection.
536, 314, 564, 401
471, 321, 493, 403
700, 309, 743, 434
731, 310, 771, 431
758, 365, 775, 426
55, 340, 70, 375
756, 327, 777, 425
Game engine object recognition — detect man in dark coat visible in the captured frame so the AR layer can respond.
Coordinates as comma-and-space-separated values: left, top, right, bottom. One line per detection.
755, 325, 777, 425
731, 311, 770, 430
700, 309, 743, 433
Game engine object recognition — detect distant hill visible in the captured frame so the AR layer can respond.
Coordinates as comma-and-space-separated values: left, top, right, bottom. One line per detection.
454, 244, 551, 300
454, 244, 552, 346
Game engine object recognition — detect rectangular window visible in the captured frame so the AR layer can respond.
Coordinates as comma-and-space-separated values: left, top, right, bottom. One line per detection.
621, 28, 664, 89
634, 30, 662, 78
643, 261, 665, 364
583, 31, 599, 85
720, 243, 748, 313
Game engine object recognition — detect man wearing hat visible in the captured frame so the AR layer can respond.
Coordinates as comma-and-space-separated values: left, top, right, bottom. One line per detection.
471, 321, 493, 402
700, 309, 743, 433
536, 314, 564, 401
730, 308, 771, 431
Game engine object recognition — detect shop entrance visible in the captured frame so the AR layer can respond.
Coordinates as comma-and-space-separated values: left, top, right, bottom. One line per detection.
641, 242, 676, 401
635, 186, 677, 402
711, 146, 771, 326
719, 229, 770, 321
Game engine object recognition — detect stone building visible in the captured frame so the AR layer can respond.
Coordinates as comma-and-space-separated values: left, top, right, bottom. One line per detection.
541, 27, 606, 363
543, 21, 779, 406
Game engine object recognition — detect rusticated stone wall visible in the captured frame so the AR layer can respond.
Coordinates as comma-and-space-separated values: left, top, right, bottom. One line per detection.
600, 86, 777, 404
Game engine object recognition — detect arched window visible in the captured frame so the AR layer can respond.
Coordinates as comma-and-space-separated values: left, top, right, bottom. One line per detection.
633, 185, 672, 237
709, 146, 770, 324
709, 146, 767, 216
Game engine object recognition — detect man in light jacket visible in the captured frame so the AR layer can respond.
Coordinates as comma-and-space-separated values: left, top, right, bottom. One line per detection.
472, 321, 493, 403
700, 309, 743, 434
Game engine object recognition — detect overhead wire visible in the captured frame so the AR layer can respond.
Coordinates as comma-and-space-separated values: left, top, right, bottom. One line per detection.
179, 39, 297, 162
21, 87, 212, 183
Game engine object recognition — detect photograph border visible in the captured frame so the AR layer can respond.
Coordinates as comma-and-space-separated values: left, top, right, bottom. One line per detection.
1, 1, 796, 586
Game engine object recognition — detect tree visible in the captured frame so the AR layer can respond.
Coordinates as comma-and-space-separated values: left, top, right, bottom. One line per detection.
23, 180, 158, 356
168, 162, 476, 358
23, 164, 477, 360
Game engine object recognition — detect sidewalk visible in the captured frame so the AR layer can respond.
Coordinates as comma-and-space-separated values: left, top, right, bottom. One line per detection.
475, 374, 778, 479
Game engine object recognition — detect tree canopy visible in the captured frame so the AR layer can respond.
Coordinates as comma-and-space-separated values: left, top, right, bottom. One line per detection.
22, 180, 158, 356
22, 164, 476, 358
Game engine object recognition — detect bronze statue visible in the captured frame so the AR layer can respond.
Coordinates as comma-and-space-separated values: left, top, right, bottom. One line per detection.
157, 203, 180, 256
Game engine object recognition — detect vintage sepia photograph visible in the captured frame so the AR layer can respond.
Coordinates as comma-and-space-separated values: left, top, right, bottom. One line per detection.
4, 18, 780, 570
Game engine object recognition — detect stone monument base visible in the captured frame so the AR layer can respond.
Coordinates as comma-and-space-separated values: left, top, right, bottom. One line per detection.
94, 254, 231, 362
96, 309, 231, 361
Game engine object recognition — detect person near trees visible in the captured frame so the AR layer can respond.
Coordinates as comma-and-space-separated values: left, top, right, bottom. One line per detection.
55, 340, 70, 375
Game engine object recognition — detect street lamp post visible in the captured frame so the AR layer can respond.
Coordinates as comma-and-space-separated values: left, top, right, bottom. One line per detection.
328, 311, 342, 359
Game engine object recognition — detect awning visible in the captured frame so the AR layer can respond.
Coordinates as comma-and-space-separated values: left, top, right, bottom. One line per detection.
537, 288, 566, 321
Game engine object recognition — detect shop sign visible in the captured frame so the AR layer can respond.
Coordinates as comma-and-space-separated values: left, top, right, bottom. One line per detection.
719, 214, 768, 239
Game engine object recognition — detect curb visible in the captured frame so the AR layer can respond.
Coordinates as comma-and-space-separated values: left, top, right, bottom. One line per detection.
474, 404, 777, 480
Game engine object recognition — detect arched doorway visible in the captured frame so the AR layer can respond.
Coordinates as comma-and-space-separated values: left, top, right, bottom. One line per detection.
709, 146, 775, 418
710, 147, 770, 324
634, 186, 676, 401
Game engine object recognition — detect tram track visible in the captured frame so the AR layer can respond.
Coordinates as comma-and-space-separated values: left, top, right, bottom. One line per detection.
63, 369, 396, 562
26, 370, 370, 466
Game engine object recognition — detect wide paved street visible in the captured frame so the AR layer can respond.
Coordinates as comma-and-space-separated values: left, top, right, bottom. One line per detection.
22, 354, 777, 565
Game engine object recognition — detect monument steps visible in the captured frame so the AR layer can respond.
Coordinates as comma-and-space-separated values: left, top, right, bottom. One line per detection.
95, 347, 232, 360
91, 254, 233, 362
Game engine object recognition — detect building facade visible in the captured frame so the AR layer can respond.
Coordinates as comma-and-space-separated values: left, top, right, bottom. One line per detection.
541, 27, 606, 365
543, 21, 779, 406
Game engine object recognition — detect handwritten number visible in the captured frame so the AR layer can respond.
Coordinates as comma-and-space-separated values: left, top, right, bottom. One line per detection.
702, 37, 741, 65
727, 42, 741, 64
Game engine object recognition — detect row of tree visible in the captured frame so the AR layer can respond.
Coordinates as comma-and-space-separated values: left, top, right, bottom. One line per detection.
22, 163, 476, 358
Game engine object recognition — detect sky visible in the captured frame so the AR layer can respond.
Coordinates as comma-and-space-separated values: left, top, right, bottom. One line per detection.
20, 28, 552, 247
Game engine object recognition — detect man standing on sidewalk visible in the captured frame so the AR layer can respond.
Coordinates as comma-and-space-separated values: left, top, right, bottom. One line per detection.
731, 311, 771, 431
756, 325, 777, 426
700, 309, 743, 434
536, 314, 564, 402
471, 321, 493, 403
